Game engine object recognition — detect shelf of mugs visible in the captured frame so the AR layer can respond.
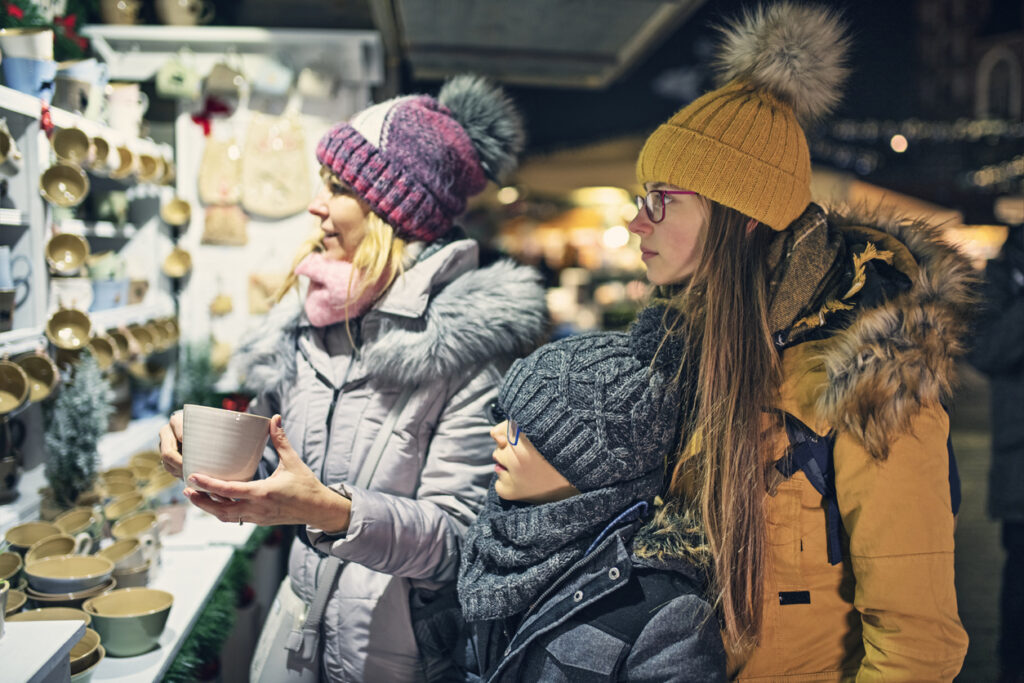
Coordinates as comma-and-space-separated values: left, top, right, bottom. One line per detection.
0, 299, 175, 358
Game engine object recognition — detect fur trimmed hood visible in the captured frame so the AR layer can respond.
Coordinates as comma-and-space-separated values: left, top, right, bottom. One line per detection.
233, 241, 548, 394
806, 206, 978, 459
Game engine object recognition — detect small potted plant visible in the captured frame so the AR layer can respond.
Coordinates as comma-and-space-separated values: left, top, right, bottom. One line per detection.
42, 350, 112, 517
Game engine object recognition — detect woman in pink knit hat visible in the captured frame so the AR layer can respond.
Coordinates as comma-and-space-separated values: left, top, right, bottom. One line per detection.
160, 76, 547, 682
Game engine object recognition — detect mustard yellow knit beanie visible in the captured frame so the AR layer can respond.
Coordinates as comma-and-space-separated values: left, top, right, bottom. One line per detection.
637, 3, 850, 231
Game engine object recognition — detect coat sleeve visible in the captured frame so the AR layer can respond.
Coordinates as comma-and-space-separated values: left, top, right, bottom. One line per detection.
834, 403, 969, 682
311, 365, 499, 583
968, 258, 1024, 373
623, 595, 727, 682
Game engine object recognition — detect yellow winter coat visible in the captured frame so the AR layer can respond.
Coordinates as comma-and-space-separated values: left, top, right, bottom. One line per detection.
727, 211, 972, 681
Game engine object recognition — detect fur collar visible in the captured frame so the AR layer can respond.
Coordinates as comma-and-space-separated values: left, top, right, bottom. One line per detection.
808, 206, 978, 459
233, 242, 548, 393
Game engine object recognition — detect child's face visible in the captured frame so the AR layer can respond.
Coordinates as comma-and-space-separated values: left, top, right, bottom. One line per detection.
490, 420, 580, 504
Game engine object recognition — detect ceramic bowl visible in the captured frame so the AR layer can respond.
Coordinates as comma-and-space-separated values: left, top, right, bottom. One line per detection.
52, 127, 91, 163
15, 352, 60, 402
142, 470, 180, 505
4, 521, 61, 555
101, 466, 135, 481
40, 161, 90, 207
111, 558, 150, 588
45, 308, 92, 350
83, 588, 173, 657
5, 588, 25, 615
97, 538, 145, 571
108, 145, 135, 180
0, 359, 29, 415
7, 606, 91, 625
130, 450, 161, 470
101, 479, 137, 500
70, 627, 101, 675
161, 247, 192, 279
71, 644, 104, 682
111, 510, 159, 539
126, 324, 154, 355
25, 576, 115, 609
182, 404, 270, 489
54, 506, 102, 540
159, 197, 191, 226
45, 233, 90, 275
24, 534, 89, 565
24, 554, 113, 594
136, 153, 163, 183
103, 491, 145, 522
86, 334, 115, 370
0, 551, 22, 581
89, 136, 112, 174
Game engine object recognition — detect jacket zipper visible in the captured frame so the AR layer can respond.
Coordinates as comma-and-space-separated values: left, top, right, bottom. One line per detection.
299, 319, 360, 593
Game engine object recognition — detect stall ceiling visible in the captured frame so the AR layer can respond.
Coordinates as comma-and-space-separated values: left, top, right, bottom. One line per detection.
376, 0, 708, 88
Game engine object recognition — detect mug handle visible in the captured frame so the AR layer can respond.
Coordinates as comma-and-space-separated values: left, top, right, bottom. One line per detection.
197, 0, 215, 24
73, 532, 92, 554
11, 255, 31, 309
137, 91, 150, 116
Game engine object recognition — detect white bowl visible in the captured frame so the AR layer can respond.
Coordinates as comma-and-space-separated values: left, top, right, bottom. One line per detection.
181, 405, 270, 489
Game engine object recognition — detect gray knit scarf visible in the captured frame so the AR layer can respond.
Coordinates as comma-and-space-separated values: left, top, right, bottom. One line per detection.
458, 471, 661, 622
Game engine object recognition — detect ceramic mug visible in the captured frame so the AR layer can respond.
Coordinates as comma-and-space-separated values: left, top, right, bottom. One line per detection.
155, 52, 201, 100
205, 61, 246, 98
2, 57, 58, 103
0, 246, 32, 317
99, 0, 141, 24
39, 160, 90, 208
105, 83, 148, 138
88, 135, 115, 176
0, 27, 54, 60
51, 127, 92, 164
0, 119, 23, 177
250, 58, 294, 97
48, 277, 94, 313
155, 0, 214, 26
54, 59, 108, 118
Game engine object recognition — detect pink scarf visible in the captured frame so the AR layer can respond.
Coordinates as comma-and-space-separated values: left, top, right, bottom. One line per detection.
295, 253, 388, 327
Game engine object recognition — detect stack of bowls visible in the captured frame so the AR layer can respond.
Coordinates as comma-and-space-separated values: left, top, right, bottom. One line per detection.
83, 588, 172, 657
97, 538, 150, 588
23, 555, 116, 608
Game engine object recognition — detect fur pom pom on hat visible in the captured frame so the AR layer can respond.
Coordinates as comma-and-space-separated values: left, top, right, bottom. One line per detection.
316, 75, 524, 243
636, 2, 849, 231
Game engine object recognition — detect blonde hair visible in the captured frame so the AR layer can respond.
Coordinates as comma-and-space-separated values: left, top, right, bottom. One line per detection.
275, 184, 407, 308
661, 199, 780, 652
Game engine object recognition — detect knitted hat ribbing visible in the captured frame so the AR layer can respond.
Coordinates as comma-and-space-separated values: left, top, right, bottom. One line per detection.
316, 75, 524, 243
498, 331, 680, 494
636, 3, 850, 231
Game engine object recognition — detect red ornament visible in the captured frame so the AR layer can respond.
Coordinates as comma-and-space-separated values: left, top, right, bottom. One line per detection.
40, 103, 54, 134
5, 3, 24, 20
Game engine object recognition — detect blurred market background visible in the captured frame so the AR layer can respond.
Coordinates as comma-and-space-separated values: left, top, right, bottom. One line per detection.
0, 0, 1020, 679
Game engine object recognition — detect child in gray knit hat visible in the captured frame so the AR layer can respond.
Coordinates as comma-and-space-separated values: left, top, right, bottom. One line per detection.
457, 317, 726, 682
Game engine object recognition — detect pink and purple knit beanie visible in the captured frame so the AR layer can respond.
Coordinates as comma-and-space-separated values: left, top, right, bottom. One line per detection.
316, 75, 524, 243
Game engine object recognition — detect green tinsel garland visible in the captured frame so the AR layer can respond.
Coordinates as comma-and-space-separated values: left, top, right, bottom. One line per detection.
162, 526, 273, 683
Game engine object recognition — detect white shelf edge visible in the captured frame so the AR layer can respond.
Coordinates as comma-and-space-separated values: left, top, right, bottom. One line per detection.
0, 84, 166, 154
0, 299, 175, 357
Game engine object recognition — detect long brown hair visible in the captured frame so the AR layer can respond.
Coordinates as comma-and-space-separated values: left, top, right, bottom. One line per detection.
663, 199, 780, 651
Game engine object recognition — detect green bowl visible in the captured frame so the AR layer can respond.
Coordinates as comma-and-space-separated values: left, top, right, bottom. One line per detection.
82, 588, 172, 657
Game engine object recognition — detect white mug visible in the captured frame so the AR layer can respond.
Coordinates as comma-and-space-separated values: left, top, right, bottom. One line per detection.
0, 27, 54, 60
0, 119, 22, 177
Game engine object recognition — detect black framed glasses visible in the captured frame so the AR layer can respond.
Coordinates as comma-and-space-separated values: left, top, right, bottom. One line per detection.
486, 400, 521, 446
635, 189, 696, 223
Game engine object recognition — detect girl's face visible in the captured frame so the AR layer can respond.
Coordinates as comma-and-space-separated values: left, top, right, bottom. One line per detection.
490, 420, 579, 504
307, 168, 370, 261
628, 182, 709, 285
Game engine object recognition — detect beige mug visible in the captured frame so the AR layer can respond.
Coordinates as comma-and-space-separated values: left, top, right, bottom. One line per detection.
155, 0, 214, 26
51, 127, 92, 165
99, 0, 141, 25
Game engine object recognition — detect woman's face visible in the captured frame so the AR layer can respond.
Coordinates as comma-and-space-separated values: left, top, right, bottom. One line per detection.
307, 168, 370, 261
628, 182, 709, 285
490, 421, 579, 504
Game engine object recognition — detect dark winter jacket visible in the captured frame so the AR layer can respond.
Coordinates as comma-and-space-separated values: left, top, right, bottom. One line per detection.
968, 229, 1024, 521
465, 511, 726, 683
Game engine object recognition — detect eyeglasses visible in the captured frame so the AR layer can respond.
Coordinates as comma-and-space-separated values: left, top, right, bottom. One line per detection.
635, 189, 696, 223
486, 400, 521, 446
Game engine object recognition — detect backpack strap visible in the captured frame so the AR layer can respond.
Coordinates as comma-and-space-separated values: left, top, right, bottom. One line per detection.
774, 413, 843, 565
774, 408, 962, 566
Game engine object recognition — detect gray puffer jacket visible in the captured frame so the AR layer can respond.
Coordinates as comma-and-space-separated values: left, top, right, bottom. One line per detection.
235, 240, 547, 682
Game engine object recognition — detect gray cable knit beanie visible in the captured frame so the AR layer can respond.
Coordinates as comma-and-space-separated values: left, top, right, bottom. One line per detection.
497, 331, 681, 493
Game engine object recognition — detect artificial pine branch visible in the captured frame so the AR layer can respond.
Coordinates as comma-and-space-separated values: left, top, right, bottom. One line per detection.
44, 350, 113, 508
175, 340, 223, 409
